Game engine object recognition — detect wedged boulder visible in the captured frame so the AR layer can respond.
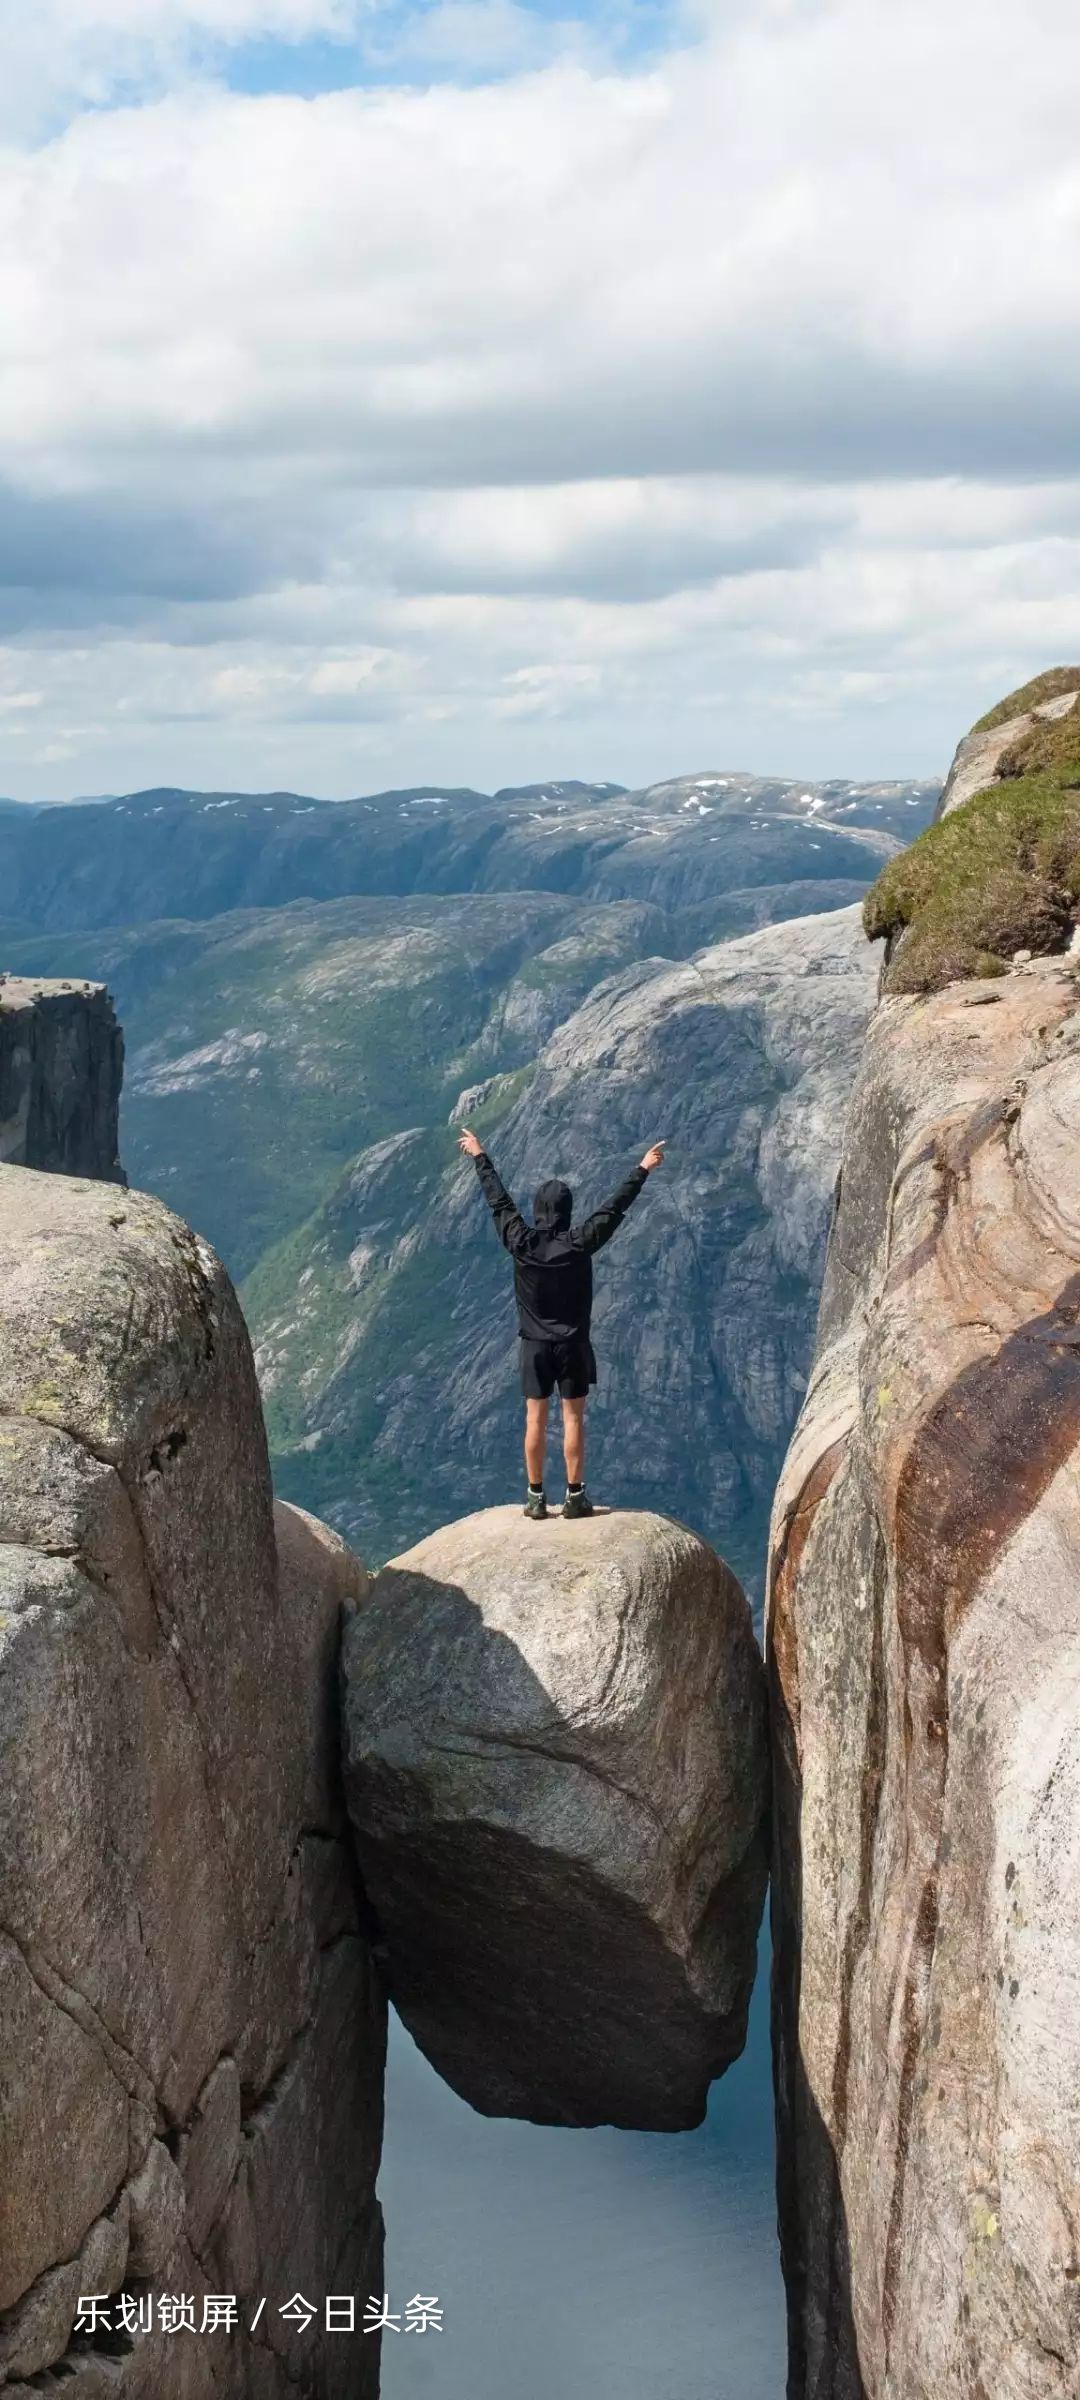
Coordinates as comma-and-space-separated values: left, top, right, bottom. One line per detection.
0, 1164, 385, 2397
342, 1504, 769, 2131
769, 957, 1080, 2398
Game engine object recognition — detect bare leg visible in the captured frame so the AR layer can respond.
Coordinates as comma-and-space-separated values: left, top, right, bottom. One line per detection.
562, 1396, 586, 1487
525, 1397, 549, 1486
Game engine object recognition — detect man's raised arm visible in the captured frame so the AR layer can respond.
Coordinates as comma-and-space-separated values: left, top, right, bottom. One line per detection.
577, 1142, 665, 1255
458, 1127, 530, 1255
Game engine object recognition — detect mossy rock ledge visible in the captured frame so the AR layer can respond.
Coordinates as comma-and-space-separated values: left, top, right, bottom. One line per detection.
865, 666, 1080, 993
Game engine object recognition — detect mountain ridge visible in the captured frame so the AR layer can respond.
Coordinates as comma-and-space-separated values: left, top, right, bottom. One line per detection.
0, 769, 939, 933
0, 760, 940, 1571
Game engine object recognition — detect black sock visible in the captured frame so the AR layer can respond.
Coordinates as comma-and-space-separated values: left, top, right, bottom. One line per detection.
528, 1482, 544, 1495
567, 1481, 584, 1494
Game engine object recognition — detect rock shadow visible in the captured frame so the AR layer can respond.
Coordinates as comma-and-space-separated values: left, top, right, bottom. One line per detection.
344, 1557, 769, 2135
769, 1649, 865, 2400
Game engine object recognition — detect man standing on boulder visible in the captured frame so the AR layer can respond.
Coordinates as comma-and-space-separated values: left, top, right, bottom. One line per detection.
458, 1127, 665, 1520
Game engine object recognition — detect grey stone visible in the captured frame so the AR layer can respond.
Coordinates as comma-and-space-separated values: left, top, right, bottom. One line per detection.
448, 1072, 523, 1126
176, 2057, 242, 2263
343, 1504, 768, 2130
0, 1163, 385, 2393
769, 958, 1080, 2397
273, 1498, 369, 1832
0, 978, 123, 1181
0, 2195, 129, 2381
126, 2139, 185, 2279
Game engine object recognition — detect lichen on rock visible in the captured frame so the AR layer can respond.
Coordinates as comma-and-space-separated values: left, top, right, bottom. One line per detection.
342, 1504, 769, 2132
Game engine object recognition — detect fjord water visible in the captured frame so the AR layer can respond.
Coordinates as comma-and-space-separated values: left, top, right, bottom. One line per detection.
378, 1951, 783, 2400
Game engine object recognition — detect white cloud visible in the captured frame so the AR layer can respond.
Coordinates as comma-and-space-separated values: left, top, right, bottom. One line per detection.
0, 0, 634, 137
370, 0, 586, 73
5, 5, 1079, 483
0, 0, 366, 136
309, 649, 400, 692
1, 0, 1080, 793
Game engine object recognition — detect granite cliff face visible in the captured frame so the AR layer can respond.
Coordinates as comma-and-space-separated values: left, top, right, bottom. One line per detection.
2, 774, 939, 1576
253, 905, 878, 1581
34, 891, 669, 1283
0, 976, 123, 1181
0, 986, 779, 2387
770, 768, 1080, 2385
343, 1507, 768, 2132
0, 1165, 385, 2396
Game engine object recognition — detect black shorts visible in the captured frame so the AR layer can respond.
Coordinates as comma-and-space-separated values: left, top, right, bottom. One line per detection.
519, 1337, 597, 1400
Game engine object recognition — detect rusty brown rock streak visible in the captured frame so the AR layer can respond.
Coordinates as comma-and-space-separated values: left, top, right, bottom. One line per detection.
769, 1438, 850, 1768
882, 1269, 1080, 2354
830, 1530, 888, 2153
886, 1100, 1007, 1297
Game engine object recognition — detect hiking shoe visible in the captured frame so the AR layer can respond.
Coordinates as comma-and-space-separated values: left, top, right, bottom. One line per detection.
562, 1489, 594, 1519
524, 1490, 548, 1521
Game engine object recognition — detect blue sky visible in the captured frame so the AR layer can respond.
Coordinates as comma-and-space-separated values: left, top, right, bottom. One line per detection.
226, 1, 680, 95
1, 0, 1079, 801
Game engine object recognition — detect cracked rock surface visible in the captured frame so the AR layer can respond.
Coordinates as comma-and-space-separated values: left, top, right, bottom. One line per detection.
768, 962, 1080, 2398
343, 1504, 768, 2131
0, 1165, 385, 2396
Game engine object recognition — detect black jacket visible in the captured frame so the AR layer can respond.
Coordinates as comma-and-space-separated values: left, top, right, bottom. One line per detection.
473, 1151, 648, 1342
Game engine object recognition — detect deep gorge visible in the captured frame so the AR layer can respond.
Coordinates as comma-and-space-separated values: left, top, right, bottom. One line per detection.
2, 687, 1079, 2397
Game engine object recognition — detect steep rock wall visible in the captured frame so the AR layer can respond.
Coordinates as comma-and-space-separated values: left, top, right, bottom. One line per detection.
255, 904, 878, 1578
0, 1166, 385, 2397
768, 959, 1080, 2397
0, 975, 124, 1181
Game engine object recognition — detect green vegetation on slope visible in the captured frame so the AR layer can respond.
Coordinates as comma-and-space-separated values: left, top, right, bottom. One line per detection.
249, 1061, 541, 1560
5, 804, 898, 1581
865, 685, 1080, 993
2, 897, 577, 1277
973, 665, 1080, 733
467, 1065, 536, 1138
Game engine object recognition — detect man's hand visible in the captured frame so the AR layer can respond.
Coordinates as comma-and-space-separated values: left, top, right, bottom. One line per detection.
458, 1127, 484, 1159
640, 1142, 666, 1172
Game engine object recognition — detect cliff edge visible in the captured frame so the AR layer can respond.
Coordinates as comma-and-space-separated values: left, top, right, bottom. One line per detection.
0, 975, 124, 1182
865, 668, 1080, 994
0, 1164, 385, 2397
769, 677, 1080, 2397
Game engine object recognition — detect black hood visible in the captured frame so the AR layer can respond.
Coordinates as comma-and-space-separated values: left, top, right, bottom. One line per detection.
533, 1178, 573, 1232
